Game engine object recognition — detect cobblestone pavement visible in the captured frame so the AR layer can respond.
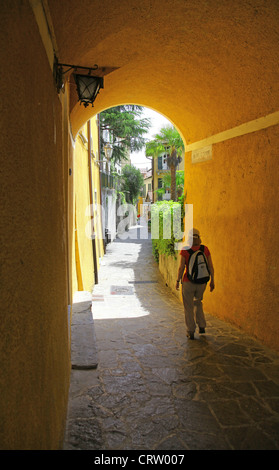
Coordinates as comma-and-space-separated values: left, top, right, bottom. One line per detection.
64, 226, 279, 450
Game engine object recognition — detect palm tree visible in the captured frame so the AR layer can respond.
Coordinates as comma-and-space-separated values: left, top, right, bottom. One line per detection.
146, 125, 184, 201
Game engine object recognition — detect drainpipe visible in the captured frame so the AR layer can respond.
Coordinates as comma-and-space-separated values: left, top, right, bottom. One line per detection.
87, 120, 98, 285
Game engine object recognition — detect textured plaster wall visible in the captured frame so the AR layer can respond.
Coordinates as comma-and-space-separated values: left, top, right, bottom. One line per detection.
73, 128, 95, 292
1, 0, 279, 450
185, 125, 279, 351
160, 125, 279, 352
72, 117, 104, 294
47, 0, 279, 142
159, 253, 182, 303
0, 1, 70, 449
67, 126, 76, 300
89, 117, 105, 269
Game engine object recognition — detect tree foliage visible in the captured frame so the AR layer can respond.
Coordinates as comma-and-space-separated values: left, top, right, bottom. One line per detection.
121, 164, 144, 204
145, 125, 184, 201
147, 125, 183, 153
99, 105, 151, 164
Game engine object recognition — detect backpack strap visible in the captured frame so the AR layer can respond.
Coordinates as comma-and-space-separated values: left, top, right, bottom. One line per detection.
187, 246, 204, 253
199, 245, 210, 273
183, 248, 193, 282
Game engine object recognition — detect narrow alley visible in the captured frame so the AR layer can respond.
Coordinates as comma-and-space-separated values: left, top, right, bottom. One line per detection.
64, 226, 279, 451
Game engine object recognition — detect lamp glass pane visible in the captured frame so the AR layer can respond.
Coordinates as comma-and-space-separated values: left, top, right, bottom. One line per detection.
74, 74, 103, 106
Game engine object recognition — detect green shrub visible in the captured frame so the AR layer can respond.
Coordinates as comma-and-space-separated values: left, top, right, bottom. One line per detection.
151, 199, 185, 263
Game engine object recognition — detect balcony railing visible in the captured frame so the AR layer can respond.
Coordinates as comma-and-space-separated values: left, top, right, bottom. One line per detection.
156, 168, 169, 174
100, 171, 120, 190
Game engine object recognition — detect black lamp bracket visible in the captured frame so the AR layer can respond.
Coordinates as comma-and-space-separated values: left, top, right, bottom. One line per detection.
53, 56, 98, 93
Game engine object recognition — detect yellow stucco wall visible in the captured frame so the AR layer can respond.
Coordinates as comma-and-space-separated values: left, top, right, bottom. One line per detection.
73, 126, 95, 292
159, 125, 279, 352
2, 0, 279, 451
143, 175, 152, 201
53, 0, 278, 146
0, 0, 71, 449
90, 118, 105, 267
72, 117, 104, 295
185, 125, 279, 351
92, 160, 105, 263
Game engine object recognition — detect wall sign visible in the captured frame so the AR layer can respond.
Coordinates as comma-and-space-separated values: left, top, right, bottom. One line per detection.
191, 144, 212, 164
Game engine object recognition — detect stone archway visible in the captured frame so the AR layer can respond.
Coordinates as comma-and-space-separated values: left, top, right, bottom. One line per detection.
47, 0, 279, 144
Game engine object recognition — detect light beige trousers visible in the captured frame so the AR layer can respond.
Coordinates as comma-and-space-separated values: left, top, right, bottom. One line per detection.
182, 282, 207, 333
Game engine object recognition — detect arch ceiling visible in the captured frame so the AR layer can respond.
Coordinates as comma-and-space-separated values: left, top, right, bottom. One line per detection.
48, 0, 279, 142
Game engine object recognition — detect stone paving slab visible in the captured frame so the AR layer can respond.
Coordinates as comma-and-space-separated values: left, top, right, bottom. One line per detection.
70, 291, 98, 370
64, 226, 279, 450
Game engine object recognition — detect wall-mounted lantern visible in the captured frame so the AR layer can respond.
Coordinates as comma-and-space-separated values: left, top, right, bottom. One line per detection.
104, 143, 113, 161
53, 56, 104, 107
